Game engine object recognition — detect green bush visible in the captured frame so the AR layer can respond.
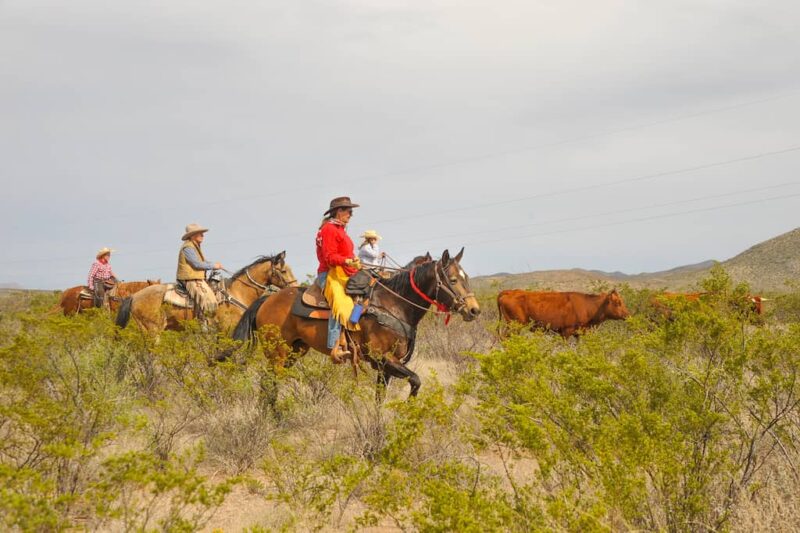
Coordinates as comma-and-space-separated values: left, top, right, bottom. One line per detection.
472, 272, 800, 531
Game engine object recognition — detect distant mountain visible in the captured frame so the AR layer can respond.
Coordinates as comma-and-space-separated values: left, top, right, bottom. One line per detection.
475, 228, 800, 293
720, 228, 800, 290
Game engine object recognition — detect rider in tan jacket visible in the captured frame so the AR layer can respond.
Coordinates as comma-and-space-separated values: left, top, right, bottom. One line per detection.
177, 224, 224, 323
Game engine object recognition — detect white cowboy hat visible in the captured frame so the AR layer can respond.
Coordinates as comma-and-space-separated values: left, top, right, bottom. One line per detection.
181, 223, 209, 241
359, 230, 381, 240
96, 247, 114, 259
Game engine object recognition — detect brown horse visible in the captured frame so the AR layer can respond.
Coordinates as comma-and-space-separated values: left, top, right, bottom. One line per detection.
233, 249, 480, 398
116, 252, 297, 334
57, 280, 160, 315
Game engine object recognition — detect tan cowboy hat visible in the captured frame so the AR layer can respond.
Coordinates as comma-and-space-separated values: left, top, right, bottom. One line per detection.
181, 223, 209, 241
359, 230, 381, 240
323, 196, 360, 216
96, 247, 114, 259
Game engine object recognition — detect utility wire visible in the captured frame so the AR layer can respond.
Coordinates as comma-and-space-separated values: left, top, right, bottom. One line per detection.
388, 181, 800, 247
3, 143, 800, 267
41, 88, 800, 228
389, 192, 800, 255
11, 184, 800, 280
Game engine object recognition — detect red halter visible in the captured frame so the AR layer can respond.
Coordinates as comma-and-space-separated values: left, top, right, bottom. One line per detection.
409, 266, 451, 325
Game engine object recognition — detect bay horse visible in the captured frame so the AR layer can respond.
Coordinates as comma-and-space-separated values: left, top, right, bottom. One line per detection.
57, 280, 160, 315
232, 248, 481, 398
115, 252, 297, 334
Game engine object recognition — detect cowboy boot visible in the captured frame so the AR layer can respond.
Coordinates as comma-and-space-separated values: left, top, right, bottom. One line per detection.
330, 331, 351, 364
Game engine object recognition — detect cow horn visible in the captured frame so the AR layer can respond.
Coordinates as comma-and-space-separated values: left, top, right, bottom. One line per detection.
758, 297, 771, 302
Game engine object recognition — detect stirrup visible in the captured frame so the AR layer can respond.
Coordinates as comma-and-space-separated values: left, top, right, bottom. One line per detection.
330, 345, 351, 364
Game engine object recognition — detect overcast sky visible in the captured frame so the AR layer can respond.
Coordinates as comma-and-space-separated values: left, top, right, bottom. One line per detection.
2, 0, 800, 289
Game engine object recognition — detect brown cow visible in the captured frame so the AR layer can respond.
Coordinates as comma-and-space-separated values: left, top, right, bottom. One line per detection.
651, 292, 767, 316
497, 289, 630, 338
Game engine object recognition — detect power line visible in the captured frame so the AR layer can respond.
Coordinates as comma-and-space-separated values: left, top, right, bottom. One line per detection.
3, 143, 800, 267
368, 144, 800, 226
390, 192, 800, 255
388, 181, 800, 248
42, 88, 800, 229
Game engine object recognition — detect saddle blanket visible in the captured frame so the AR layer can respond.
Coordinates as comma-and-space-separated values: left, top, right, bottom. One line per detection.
163, 284, 193, 309
162, 284, 225, 309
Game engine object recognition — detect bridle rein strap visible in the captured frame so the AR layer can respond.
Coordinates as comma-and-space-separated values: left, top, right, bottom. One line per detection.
223, 263, 284, 310
408, 263, 469, 325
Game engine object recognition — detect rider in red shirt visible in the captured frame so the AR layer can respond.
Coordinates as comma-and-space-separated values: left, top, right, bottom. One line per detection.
315, 196, 361, 362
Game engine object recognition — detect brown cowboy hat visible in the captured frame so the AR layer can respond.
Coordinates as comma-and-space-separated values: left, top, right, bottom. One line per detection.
323, 196, 360, 216
181, 223, 209, 241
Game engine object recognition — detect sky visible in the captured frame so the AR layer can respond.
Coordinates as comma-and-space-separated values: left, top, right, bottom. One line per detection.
2, 0, 800, 289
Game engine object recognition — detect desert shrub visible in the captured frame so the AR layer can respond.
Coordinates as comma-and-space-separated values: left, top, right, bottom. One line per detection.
471, 269, 800, 532
772, 280, 800, 323
0, 304, 242, 529
87, 445, 238, 531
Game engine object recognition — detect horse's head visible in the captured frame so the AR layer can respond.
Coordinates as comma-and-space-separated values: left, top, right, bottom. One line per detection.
264, 251, 299, 288
236, 252, 298, 292
437, 247, 481, 321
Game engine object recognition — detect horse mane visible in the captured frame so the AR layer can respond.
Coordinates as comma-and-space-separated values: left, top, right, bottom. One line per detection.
381, 260, 436, 295
229, 254, 279, 281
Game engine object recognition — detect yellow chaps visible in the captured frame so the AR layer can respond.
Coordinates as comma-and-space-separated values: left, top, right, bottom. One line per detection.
324, 266, 360, 331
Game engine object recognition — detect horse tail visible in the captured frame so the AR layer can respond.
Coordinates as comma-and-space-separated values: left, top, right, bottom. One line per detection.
233, 295, 268, 343
116, 297, 133, 328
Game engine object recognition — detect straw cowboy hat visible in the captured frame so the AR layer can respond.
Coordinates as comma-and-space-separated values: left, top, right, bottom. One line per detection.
323, 196, 360, 216
181, 223, 209, 241
96, 247, 114, 259
360, 230, 381, 240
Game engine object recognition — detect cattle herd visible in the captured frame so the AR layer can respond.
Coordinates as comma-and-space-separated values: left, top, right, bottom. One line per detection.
496, 289, 767, 338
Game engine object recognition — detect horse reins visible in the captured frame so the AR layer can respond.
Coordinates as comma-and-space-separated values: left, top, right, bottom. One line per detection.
373, 261, 472, 325
221, 263, 292, 310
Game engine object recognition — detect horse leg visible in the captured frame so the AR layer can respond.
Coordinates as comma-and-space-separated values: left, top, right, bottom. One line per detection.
379, 360, 421, 399
375, 367, 391, 404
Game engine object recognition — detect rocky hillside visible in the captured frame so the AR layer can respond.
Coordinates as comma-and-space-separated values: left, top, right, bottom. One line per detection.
475, 227, 800, 293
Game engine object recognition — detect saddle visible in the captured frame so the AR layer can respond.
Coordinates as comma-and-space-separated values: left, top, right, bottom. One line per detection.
79, 283, 118, 301
292, 271, 378, 320
301, 282, 329, 309
292, 287, 331, 320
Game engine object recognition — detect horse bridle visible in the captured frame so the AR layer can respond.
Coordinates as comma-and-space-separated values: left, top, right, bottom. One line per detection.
409, 260, 474, 317
225, 261, 293, 309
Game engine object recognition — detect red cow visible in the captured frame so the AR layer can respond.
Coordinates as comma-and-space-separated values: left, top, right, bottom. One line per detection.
651, 292, 767, 316
497, 289, 630, 338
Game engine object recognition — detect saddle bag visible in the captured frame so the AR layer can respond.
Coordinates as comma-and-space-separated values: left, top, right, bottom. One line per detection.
345, 270, 373, 297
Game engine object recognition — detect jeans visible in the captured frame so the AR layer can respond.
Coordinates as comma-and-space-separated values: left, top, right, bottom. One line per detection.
317, 272, 341, 350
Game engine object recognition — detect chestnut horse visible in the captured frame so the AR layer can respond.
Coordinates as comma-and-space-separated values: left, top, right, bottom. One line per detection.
233, 249, 480, 398
57, 280, 160, 315
116, 252, 297, 334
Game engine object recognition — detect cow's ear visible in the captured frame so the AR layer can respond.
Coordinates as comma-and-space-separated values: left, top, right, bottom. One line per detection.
441, 249, 450, 265
453, 247, 464, 263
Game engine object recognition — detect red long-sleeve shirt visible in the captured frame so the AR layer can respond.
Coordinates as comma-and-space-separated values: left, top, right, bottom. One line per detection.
316, 220, 358, 276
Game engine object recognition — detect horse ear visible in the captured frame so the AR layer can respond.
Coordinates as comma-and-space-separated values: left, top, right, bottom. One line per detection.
425, 251, 432, 260
441, 249, 450, 265
277, 250, 286, 261
454, 247, 464, 263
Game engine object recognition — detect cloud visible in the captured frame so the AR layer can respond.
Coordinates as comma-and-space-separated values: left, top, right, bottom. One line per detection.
2, 0, 800, 288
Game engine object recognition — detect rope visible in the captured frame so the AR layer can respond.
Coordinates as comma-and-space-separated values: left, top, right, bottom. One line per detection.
360, 262, 405, 272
